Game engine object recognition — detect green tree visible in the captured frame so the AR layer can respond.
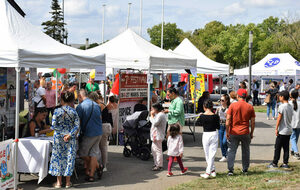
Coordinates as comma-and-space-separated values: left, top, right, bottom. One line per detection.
147, 23, 183, 50
42, 0, 66, 43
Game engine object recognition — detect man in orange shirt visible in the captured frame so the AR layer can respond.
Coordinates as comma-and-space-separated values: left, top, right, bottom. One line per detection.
226, 89, 255, 176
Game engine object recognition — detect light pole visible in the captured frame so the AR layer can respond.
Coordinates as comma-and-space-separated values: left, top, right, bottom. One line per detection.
102, 4, 106, 44
139, 0, 143, 36
248, 31, 253, 94
126, 3, 132, 29
161, 0, 164, 49
62, 0, 65, 44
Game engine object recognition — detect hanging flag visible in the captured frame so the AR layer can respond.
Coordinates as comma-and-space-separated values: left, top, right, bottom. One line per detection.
111, 73, 119, 95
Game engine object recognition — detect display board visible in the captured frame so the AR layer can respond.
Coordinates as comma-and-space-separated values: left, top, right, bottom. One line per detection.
190, 74, 205, 102
119, 74, 147, 103
0, 139, 14, 189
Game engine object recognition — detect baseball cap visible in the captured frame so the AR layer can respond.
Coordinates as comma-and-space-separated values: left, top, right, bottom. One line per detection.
237, 89, 247, 98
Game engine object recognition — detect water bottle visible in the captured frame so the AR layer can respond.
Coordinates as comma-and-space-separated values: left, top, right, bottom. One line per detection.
34, 127, 40, 138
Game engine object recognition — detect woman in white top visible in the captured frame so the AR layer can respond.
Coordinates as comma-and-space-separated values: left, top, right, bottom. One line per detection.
107, 96, 120, 134
290, 90, 300, 159
150, 103, 167, 171
216, 94, 230, 162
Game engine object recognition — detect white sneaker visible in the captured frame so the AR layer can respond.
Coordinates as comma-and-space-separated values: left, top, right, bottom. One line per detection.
219, 157, 227, 162
210, 171, 216, 178
267, 117, 270, 120
200, 173, 210, 179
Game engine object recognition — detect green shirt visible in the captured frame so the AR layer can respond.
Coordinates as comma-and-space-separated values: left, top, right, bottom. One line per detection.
168, 97, 185, 126
85, 82, 99, 92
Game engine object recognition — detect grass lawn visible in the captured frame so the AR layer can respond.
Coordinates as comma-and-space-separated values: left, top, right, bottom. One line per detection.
254, 106, 267, 113
169, 162, 300, 190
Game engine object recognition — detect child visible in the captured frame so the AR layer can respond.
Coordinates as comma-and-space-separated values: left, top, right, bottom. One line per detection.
198, 100, 220, 178
289, 90, 300, 159
167, 124, 188, 177
268, 91, 293, 168
150, 103, 167, 171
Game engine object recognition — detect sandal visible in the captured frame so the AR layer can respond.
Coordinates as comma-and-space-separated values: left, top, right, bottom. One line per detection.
85, 176, 95, 182
53, 182, 61, 189
97, 166, 104, 179
66, 182, 73, 189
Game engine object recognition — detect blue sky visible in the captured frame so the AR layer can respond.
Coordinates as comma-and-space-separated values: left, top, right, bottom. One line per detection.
15, 0, 300, 44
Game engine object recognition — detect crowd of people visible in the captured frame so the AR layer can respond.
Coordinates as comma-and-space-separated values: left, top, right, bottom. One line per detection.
24, 73, 300, 187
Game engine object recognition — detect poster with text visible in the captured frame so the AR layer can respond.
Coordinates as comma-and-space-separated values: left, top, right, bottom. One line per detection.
0, 139, 14, 189
95, 66, 106, 81
119, 101, 137, 125
120, 74, 148, 102
7, 68, 15, 90
190, 74, 205, 103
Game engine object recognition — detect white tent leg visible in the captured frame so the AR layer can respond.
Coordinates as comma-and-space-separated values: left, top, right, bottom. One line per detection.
56, 74, 58, 106
147, 67, 151, 112
14, 67, 20, 190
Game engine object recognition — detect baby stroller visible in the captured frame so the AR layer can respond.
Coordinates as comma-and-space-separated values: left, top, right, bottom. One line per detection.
123, 110, 152, 161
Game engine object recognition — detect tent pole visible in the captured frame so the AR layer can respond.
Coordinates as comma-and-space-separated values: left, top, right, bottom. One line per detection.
56, 73, 58, 106
147, 67, 151, 112
117, 72, 121, 146
79, 71, 82, 90
104, 80, 107, 104
14, 67, 21, 190
194, 76, 197, 114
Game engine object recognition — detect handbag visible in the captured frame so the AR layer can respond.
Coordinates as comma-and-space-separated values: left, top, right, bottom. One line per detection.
264, 94, 271, 104
78, 103, 94, 143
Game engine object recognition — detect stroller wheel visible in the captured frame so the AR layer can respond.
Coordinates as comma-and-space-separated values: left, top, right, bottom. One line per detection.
123, 148, 131, 157
140, 147, 151, 161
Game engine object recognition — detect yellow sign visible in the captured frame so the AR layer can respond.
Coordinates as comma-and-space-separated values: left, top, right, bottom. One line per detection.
190, 74, 205, 103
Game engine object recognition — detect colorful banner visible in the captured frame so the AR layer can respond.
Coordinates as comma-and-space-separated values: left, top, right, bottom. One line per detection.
190, 74, 205, 103
120, 74, 147, 102
0, 139, 14, 189
0, 68, 7, 90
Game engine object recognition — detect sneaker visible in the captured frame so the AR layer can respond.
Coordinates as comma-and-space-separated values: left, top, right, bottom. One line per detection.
152, 166, 163, 171
291, 151, 295, 156
219, 157, 227, 162
242, 169, 248, 175
280, 164, 290, 169
200, 173, 210, 179
293, 153, 300, 159
272, 117, 275, 120
267, 117, 270, 120
210, 170, 216, 178
227, 171, 234, 176
267, 163, 278, 168
180, 168, 188, 175
166, 172, 173, 177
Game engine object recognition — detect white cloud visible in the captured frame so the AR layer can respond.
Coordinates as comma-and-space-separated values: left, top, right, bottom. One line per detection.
208, 2, 246, 18
243, 0, 279, 7
65, 0, 89, 16
105, 5, 121, 17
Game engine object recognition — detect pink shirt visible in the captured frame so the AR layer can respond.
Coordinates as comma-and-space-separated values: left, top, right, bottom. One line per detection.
167, 135, 184, 157
45, 89, 56, 108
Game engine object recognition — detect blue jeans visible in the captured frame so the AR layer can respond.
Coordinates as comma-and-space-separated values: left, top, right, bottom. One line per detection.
290, 128, 300, 153
219, 124, 228, 157
267, 100, 276, 118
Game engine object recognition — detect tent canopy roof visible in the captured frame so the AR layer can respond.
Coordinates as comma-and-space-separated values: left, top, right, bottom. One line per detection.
87, 29, 196, 70
0, 0, 105, 68
234, 53, 300, 76
173, 38, 229, 74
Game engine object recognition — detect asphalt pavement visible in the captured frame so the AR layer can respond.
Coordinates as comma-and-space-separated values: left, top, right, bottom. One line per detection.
18, 112, 300, 190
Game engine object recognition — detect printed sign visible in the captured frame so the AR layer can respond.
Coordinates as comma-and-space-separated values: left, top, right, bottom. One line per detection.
119, 101, 137, 125
153, 74, 160, 89
95, 66, 106, 81
0, 140, 14, 189
171, 74, 179, 84
120, 74, 148, 102
190, 74, 205, 103
264, 57, 280, 68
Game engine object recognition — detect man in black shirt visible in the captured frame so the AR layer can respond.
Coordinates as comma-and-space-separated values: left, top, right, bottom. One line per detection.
134, 98, 148, 112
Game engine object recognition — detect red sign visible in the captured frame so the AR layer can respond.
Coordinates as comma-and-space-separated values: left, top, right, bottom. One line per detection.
120, 74, 148, 102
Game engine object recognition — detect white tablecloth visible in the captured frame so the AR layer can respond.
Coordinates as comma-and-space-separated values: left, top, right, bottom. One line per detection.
17, 137, 53, 184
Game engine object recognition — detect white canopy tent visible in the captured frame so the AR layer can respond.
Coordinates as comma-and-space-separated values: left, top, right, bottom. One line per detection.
87, 29, 196, 70
234, 53, 300, 76
171, 38, 229, 75
0, 0, 105, 189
